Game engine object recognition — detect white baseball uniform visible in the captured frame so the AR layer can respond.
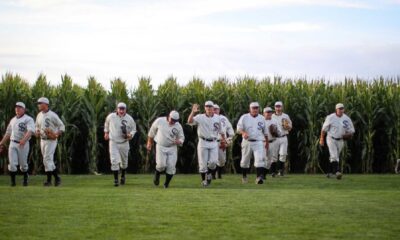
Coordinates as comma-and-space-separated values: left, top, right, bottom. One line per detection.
217, 114, 234, 167
191, 114, 224, 173
148, 117, 184, 175
264, 118, 282, 169
271, 113, 292, 162
36, 110, 65, 172
6, 114, 35, 172
104, 112, 136, 171
237, 113, 268, 168
321, 113, 355, 162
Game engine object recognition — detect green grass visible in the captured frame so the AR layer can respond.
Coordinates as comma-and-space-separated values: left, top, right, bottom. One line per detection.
0, 174, 399, 240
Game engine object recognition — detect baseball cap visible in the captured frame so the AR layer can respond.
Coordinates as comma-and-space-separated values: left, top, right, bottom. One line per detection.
263, 107, 273, 113
336, 103, 344, 109
117, 102, 127, 109
213, 104, 220, 109
169, 110, 179, 121
275, 101, 283, 107
37, 97, 49, 105
205, 100, 214, 107
250, 102, 259, 108
15, 102, 26, 109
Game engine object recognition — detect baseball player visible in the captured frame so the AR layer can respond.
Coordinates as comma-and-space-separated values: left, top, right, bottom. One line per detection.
263, 107, 282, 178
237, 102, 269, 184
0, 102, 35, 186
35, 97, 65, 186
320, 103, 355, 180
188, 101, 226, 187
104, 102, 136, 187
212, 104, 234, 179
271, 101, 292, 176
146, 110, 185, 188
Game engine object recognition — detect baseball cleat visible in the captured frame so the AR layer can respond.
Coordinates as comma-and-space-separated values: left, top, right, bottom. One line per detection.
242, 177, 248, 184
153, 174, 160, 186
271, 172, 276, 178
336, 172, 343, 180
120, 177, 125, 185
163, 183, 169, 189
278, 171, 284, 177
255, 177, 264, 184
43, 181, 52, 187
201, 180, 208, 187
55, 177, 61, 187
23, 181, 28, 187
114, 180, 119, 187
206, 173, 212, 185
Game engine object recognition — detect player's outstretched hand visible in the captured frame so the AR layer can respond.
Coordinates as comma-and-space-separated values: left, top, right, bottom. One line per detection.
192, 104, 200, 114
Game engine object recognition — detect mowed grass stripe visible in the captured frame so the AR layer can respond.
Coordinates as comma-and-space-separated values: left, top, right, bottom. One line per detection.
0, 174, 399, 240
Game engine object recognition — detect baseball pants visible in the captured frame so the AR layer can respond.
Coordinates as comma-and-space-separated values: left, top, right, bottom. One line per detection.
109, 141, 130, 171
8, 141, 29, 172
240, 140, 266, 168
327, 137, 344, 163
265, 139, 279, 168
217, 147, 227, 167
156, 144, 178, 175
197, 141, 218, 173
40, 139, 57, 172
275, 136, 288, 162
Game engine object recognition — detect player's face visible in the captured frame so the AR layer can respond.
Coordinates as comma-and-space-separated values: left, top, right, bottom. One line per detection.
15, 106, 25, 117
213, 108, 220, 115
205, 105, 214, 115
275, 105, 282, 114
264, 112, 272, 120
37, 103, 48, 112
117, 107, 126, 116
250, 106, 259, 116
336, 107, 344, 117
168, 117, 178, 125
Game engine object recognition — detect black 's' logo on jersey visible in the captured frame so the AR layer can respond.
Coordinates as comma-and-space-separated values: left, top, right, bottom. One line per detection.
257, 121, 264, 131
44, 118, 51, 128
213, 122, 220, 132
170, 128, 179, 138
18, 122, 27, 132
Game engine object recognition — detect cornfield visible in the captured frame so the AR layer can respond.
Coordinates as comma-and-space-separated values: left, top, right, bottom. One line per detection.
0, 73, 399, 174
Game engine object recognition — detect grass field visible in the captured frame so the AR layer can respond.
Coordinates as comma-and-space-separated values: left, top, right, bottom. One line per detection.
0, 174, 399, 240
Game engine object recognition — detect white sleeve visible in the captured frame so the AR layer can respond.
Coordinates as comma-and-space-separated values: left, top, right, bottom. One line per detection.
346, 117, 355, 134
104, 114, 111, 133
321, 115, 331, 132
226, 120, 235, 138
27, 117, 35, 133
236, 115, 245, 132
5, 121, 12, 135
129, 117, 137, 136
148, 118, 159, 138
54, 113, 65, 132
178, 124, 185, 143
192, 114, 201, 126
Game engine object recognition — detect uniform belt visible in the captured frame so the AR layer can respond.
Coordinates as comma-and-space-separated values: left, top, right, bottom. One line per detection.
331, 136, 342, 141
278, 135, 287, 138
200, 137, 217, 142
11, 140, 20, 144
247, 139, 259, 142
269, 139, 275, 143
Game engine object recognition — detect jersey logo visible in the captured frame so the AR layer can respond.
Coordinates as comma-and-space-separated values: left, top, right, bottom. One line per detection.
121, 120, 128, 134
44, 118, 51, 128
18, 122, 27, 132
213, 122, 220, 132
221, 118, 226, 127
170, 128, 179, 138
342, 120, 350, 130
257, 121, 264, 131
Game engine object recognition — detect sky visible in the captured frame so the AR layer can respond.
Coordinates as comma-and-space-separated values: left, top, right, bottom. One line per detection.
0, 0, 399, 89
